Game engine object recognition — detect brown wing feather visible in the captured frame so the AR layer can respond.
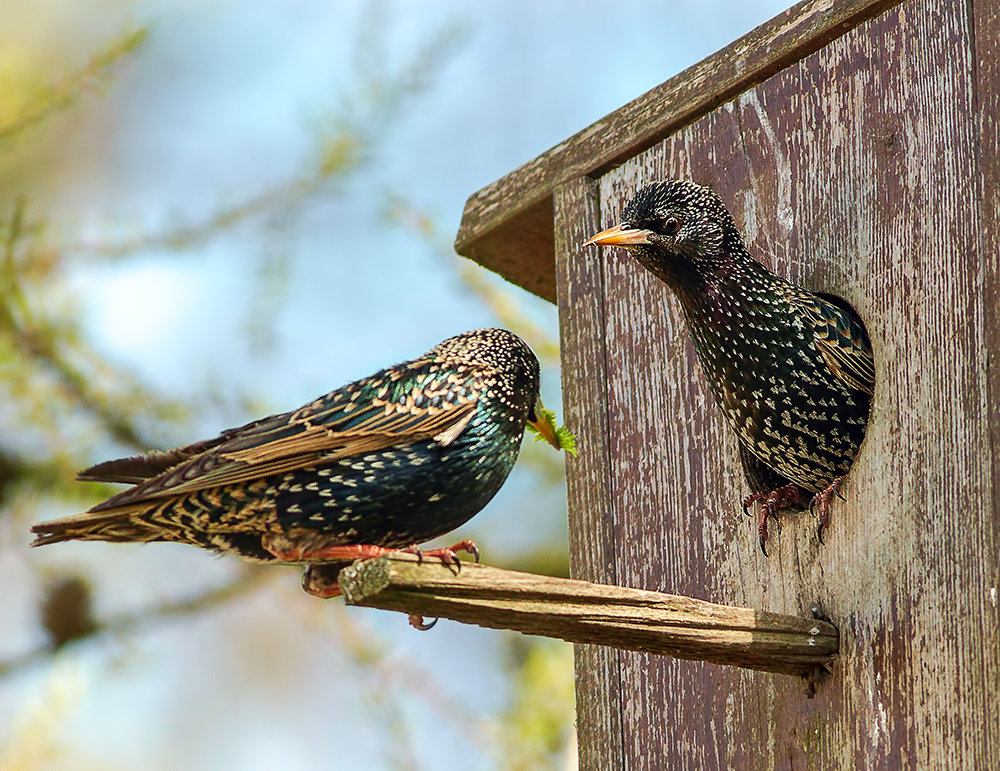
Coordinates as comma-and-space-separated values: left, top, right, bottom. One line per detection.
793, 295, 876, 395
148, 402, 476, 498
77, 411, 289, 483
86, 390, 479, 512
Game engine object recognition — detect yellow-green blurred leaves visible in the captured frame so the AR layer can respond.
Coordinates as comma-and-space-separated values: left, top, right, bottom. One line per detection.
499, 637, 576, 771
0, 28, 146, 147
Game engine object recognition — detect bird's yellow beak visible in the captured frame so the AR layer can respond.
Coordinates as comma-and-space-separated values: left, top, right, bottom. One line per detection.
526, 396, 561, 449
582, 223, 653, 248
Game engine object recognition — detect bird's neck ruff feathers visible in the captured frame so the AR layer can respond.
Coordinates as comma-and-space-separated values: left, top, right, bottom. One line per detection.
646, 233, 791, 322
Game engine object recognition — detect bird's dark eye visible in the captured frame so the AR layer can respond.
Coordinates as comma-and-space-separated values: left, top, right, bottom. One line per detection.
663, 217, 681, 235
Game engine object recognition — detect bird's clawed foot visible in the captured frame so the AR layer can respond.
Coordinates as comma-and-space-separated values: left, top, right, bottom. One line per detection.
401, 539, 479, 630
408, 615, 438, 631
300, 563, 442, 632
742, 484, 810, 556
405, 539, 479, 575
294, 538, 479, 632
301, 563, 346, 598
810, 476, 846, 544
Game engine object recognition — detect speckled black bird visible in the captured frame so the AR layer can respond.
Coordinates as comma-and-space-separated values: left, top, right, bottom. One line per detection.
31, 328, 560, 598
584, 180, 874, 554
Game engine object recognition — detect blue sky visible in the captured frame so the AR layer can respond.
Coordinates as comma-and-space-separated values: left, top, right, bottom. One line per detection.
2, 1, 792, 768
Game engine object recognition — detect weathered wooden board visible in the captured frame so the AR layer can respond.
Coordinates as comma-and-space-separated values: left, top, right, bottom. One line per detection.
973, 3, 1000, 725
337, 554, 839, 676
555, 0, 1000, 767
457, 0, 905, 303
553, 176, 623, 771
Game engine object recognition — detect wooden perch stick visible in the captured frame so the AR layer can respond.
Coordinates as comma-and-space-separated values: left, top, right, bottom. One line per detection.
337, 554, 837, 677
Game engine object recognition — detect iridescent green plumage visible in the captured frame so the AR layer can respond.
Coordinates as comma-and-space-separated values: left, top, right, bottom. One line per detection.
31, 328, 556, 569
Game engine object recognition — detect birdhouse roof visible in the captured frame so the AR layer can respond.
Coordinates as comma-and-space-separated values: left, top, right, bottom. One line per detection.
453, 0, 898, 303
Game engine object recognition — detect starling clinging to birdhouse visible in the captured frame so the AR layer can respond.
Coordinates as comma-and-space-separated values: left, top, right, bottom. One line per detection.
31, 328, 563, 593
584, 180, 874, 554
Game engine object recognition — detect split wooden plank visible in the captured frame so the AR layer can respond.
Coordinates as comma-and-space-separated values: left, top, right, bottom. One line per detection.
337, 554, 838, 678
553, 176, 624, 770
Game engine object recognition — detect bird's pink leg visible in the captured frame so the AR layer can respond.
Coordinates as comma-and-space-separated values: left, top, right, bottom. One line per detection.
743, 484, 810, 556
292, 537, 480, 632
266, 539, 405, 564
265, 533, 479, 571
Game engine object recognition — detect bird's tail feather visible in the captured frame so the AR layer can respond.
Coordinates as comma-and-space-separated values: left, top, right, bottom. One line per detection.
30, 505, 179, 547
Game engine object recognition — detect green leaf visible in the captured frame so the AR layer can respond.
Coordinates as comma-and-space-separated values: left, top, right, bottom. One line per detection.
526, 407, 577, 456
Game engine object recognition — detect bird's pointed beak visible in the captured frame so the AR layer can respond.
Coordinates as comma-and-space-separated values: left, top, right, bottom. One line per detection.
582, 223, 654, 248
527, 396, 561, 449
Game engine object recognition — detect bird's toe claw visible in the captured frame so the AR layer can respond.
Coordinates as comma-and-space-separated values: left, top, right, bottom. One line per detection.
758, 512, 771, 557
742, 491, 766, 519
408, 614, 438, 631
439, 550, 462, 574
403, 544, 425, 565
809, 476, 846, 546
449, 539, 479, 563
412, 540, 479, 575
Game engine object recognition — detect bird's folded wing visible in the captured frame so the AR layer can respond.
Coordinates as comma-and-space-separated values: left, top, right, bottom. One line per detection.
797, 297, 876, 395
87, 368, 479, 512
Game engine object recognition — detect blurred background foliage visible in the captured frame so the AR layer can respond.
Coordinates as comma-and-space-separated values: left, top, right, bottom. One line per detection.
0, 5, 572, 770
0, 1, 789, 769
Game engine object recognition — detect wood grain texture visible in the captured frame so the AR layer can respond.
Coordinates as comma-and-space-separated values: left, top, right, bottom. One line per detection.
553, 177, 622, 770
562, 0, 999, 766
455, 0, 905, 303
337, 554, 838, 676
972, 0, 1000, 735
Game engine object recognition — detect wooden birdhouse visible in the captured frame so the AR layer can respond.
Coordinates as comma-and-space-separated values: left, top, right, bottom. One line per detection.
450, 0, 1000, 766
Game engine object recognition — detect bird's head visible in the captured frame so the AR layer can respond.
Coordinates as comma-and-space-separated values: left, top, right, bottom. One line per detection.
583, 180, 744, 285
432, 329, 560, 448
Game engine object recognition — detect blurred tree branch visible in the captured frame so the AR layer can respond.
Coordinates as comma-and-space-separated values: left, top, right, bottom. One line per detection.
73, 13, 466, 263
1, 199, 186, 457
0, 566, 273, 678
0, 7, 574, 767
0, 28, 147, 146
290, 582, 500, 762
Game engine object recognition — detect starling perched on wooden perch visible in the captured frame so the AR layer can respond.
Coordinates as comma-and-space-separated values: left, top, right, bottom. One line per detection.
31, 328, 562, 599
584, 180, 874, 554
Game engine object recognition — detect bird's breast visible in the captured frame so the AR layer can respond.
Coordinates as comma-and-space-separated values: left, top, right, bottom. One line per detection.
684, 304, 870, 492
